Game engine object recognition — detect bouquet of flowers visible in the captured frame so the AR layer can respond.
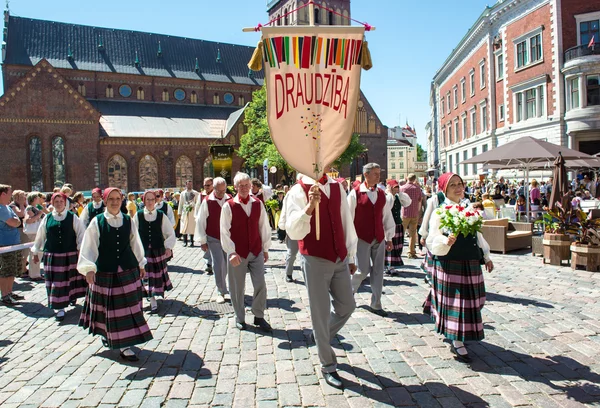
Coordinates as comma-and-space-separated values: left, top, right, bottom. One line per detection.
183, 203, 194, 214
264, 198, 280, 213
436, 204, 483, 237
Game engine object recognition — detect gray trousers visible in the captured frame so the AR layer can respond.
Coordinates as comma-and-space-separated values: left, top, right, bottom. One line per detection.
228, 252, 266, 324
301, 255, 355, 373
203, 249, 212, 267
285, 237, 299, 277
351, 238, 385, 310
207, 236, 227, 295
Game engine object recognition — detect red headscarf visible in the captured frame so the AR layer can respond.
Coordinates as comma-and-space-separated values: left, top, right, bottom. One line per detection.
142, 190, 156, 201
103, 187, 122, 201
387, 179, 399, 188
437, 172, 463, 194
50, 192, 68, 204
91, 187, 102, 197
156, 189, 164, 196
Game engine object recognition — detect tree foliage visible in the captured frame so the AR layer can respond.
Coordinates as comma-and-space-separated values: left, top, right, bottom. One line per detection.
332, 133, 366, 169
417, 144, 426, 161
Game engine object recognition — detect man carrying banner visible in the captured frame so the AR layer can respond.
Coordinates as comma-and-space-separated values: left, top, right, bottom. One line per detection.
178, 180, 198, 247
220, 172, 272, 332
286, 173, 357, 390
348, 163, 395, 317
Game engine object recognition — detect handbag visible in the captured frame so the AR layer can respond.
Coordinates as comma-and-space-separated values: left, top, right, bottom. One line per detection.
23, 219, 41, 235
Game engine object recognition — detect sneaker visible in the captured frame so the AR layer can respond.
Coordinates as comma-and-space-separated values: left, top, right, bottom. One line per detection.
224, 293, 231, 302
1, 295, 18, 306
9, 293, 24, 300
216, 294, 226, 304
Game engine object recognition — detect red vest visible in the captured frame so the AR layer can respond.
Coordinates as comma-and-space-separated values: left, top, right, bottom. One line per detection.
206, 194, 231, 240
353, 185, 386, 243
228, 198, 262, 259
298, 181, 348, 263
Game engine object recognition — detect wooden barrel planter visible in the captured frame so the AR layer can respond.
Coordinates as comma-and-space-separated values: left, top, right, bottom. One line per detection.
570, 244, 600, 272
543, 233, 571, 266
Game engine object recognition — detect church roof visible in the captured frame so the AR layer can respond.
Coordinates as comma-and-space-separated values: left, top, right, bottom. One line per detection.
4, 15, 264, 85
91, 100, 246, 139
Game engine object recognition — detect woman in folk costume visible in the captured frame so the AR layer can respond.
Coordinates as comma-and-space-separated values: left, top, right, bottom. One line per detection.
384, 180, 412, 275
31, 192, 87, 321
132, 191, 176, 314
79, 188, 105, 227
78, 188, 152, 362
423, 173, 494, 362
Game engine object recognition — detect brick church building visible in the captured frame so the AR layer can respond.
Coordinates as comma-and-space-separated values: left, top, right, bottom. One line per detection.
0, 0, 386, 192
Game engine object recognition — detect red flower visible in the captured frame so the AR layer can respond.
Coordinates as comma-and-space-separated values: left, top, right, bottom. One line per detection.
457, 206, 465, 212
445, 205, 453, 210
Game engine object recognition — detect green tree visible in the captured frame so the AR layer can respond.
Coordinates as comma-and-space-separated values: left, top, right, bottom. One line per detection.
417, 144, 426, 161
332, 133, 366, 169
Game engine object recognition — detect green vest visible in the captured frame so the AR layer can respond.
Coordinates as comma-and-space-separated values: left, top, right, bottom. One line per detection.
88, 201, 105, 219
96, 213, 138, 273
44, 212, 77, 253
137, 210, 165, 256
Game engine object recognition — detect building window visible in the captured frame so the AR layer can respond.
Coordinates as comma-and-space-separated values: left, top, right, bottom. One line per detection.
515, 29, 543, 69
119, 84, 132, 98
482, 144, 488, 152
471, 147, 477, 175
448, 124, 452, 145
137, 87, 144, 100
399, 162, 404, 169
391, 162, 396, 169
238, 95, 245, 106
106, 84, 113, 98
343, 10, 349, 25
455, 153, 460, 175
481, 104, 488, 132
162, 89, 169, 102
580, 19, 600, 46
191, 91, 198, 104
213, 93, 220, 104
587, 75, 600, 106
449, 155, 453, 174
441, 128, 446, 147
391, 151, 395, 158
463, 151, 468, 176
328, 11, 334, 25
446, 93, 451, 114
354, 107, 367, 133
470, 70, 475, 96
78, 83, 86, 96
498, 104, 505, 121
174, 89, 186, 101
462, 115, 467, 139
108, 154, 128, 191
399, 151, 404, 158
515, 85, 545, 121
496, 53, 504, 80
139, 155, 158, 189
454, 120, 459, 142
569, 78, 580, 110
479, 61, 486, 89
175, 156, 193, 189
441, 98, 445, 117
453, 86, 458, 109
460, 78, 466, 103
52, 137, 66, 188
29, 137, 43, 191
470, 109, 477, 136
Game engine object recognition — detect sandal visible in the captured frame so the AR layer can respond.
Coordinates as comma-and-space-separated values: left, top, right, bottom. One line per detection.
451, 344, 472, 363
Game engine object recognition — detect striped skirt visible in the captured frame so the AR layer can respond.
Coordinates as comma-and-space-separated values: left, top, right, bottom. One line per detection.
423, 258, 486, 342
420, 249, 435, 283
143, 247, 173, 298
79, 266, 153, 349
43, 251, 87, 309
385, 224, 404, 267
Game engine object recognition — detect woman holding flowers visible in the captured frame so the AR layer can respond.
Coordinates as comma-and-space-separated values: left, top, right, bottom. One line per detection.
423, 172, 493, 363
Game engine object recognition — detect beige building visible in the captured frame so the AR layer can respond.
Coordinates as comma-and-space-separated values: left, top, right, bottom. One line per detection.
387, 125, 427, 181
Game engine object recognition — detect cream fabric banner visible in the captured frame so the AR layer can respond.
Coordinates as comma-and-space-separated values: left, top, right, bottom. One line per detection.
261, 26, 365, 178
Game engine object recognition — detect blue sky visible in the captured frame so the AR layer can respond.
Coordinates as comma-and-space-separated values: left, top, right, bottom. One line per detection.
5, 0, 491, 146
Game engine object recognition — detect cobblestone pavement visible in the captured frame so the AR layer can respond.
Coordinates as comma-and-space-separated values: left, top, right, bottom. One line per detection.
1, 236, 600, 408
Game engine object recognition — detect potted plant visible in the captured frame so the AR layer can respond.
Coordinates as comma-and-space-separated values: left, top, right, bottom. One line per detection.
536, 205, 575, 266
568, 209, 600, 272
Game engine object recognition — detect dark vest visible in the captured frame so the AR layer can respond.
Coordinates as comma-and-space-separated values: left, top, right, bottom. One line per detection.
44, 212, 77, 253
391, 195, 402, 225
436, 233, 481, 261
158, 202, 172, 218
229, 199, 262, 258
87, 201, 105, 220
206, 194, 231, 240
353, 186, 386, 243
96, 214, 139, 273
298, 181, 348, 263
137, 210, 165, 255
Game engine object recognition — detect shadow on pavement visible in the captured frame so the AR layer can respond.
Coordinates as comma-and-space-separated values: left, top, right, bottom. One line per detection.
12, 279, 37, 292
2, 301, 54, 319
486, 291, 554, 308
168, 265, 202, 274
470, 341, 600, 404
383, 278, 418, 287
268, 297, 301, 312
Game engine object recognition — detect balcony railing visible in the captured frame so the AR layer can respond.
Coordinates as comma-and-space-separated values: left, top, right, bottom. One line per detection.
564, 44, 600, 63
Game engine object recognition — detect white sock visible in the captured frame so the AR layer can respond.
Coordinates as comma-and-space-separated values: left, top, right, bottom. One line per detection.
56, 309, 65, 317
150, 297, 157, 309
120, 347, 135, 356
452, 340, 468, 355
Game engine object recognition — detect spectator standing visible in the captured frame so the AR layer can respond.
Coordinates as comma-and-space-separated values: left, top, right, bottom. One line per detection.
9, 189, 28, 275
399, 174, 423, 259
0, 184, 23, 305
24, 192, 45, 280
126, 193, 138, 218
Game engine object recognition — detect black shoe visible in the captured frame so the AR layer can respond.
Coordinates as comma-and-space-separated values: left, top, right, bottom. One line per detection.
236, 321, 247, 331
70, 300, 77, 307
285, 275, 294, 283
310, 332, 315, 344
451, 344, 472, 363
55, 311, 65, 321
102, 338, 110, 348
120, 349, 139, 362
206, 265, 213, 275
190, 243, 195, 247
9, 293, 24, 300
183, 242, 188, 247
1, 296, 17, 306
323, 371, 344, 389
369, 307, 389, 317
254, 317, 272, 333
150, 307, 158, 315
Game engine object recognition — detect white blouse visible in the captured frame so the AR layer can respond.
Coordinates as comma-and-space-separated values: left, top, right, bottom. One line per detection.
77, 210, 147, 275
31, 210, 86, 255
426, 198, 491, 263
156, 201, 175, 226
132, 208, 177, 250
79, 200, 104, 227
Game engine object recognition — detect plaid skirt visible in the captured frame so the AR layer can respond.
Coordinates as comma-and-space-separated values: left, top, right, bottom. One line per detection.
79, 266, 153, 349
43, 251, 87, 309
142, 247, 173, 298
423, 258, 486, 342
385, 224, 404, 267
420, 249, 435, 283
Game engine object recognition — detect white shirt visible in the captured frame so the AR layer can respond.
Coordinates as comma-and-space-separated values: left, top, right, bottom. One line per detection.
178, 189, 199, 216
278, 194, 291, 231
219, 195, 271, 256
79, 200, 104, 227
31, 210, 86, 255
155, 201, 176, 226
386, 191, 412, 210
426, 198, 491, 263
284, 175, 358, 260
195, 192, 231, 244
132, 208, 177, 250
347, 183, 396, 242
77, 210, 147, 275
419, 194, 470, 241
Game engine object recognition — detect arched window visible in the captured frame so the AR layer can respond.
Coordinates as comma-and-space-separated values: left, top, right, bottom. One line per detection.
354, 106, 368, 134
29, 137, 43, 191
298, 1, 306, 24
191, 91, 198, 103
139, 155, 158, 189
238, 123, 246, 138
329, 11, 334, 25
108, 154, 128, 191
175, 155, 193, 189
52, 137, 66, 187
343, 10, 349, 25
284, 9, 289, 26
314, 8, 320, 24
162, 89, 169, 102
106, 84, 113, 98
368, 116, 376, 134
321, 3, 328, 24
203, 156, 214, 179
213, 93, 220, 104
137, 87, 145, 100
78, 83, 86, 96
238, 95, 245, 106
336, 8, 342, 25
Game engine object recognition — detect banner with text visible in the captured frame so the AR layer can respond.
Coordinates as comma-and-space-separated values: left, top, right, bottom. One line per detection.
261, 26, 365, 178
210, 145, 234, 184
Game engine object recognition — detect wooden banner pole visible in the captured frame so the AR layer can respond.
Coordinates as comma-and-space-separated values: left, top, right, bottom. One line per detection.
308, 1, 321, 241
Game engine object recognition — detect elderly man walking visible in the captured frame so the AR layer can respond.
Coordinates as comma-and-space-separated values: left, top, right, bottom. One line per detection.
400, 174, 423, 259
